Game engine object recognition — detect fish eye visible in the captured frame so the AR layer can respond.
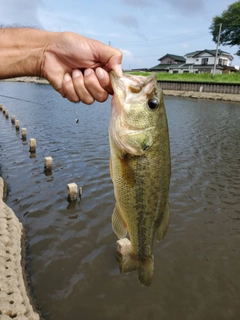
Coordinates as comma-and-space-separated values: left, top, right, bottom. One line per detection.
148, 99, 159, 110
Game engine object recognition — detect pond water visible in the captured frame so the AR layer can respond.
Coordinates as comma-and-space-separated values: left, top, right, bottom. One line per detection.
0, 82, 240, 320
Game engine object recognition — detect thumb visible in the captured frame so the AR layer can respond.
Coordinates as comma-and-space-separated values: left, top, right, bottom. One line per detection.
93, 40, 123, 76
107, 53, 123, 77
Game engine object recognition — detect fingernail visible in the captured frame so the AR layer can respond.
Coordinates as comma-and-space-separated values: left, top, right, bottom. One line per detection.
96, 67, 105, 79
84, 68, 93, 76
63, 73, 71, 83
72, 69, 82, 78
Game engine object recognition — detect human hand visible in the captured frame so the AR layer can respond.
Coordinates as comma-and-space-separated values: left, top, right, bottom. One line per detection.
42, 32, 122, 104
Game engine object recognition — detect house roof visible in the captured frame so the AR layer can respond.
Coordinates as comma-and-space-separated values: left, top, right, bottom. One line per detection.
175, 63, 194, 68
158, 54, 186, 62
149, 63, 183, 71
179, 63, 224, 69
185, 49, 233, 60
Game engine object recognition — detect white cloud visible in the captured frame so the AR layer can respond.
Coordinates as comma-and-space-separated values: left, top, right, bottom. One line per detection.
121, 49, 134, 58
120, 49, 144, 69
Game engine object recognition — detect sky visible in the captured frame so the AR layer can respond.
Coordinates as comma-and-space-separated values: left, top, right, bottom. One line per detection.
1, 0, 240, 70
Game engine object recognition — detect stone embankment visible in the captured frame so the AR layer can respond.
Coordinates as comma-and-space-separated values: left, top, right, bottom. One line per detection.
163, 90, 240, 102
158, 80, 240, 95
1, 77, 49, 85
0, 177, 40, 320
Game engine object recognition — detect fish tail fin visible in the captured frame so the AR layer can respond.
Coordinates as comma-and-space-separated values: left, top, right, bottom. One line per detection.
138, 256, 154, 287
121, 253, 154, 287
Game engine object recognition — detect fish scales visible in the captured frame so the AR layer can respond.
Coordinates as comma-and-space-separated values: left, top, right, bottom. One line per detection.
109, 71, 171, 287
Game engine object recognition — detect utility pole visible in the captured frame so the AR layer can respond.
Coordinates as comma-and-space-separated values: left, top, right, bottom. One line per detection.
213, 23, 222, 77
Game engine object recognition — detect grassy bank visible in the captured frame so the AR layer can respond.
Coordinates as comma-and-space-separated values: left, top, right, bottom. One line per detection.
128, 71, 240, 84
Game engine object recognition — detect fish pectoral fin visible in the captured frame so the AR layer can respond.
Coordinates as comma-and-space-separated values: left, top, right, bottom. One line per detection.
156, 200, 170, 242
122, 254, 154, 287
112, 205, 127, 239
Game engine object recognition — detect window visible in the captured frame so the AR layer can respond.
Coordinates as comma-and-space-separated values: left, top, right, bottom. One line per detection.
201, 58, 208, 65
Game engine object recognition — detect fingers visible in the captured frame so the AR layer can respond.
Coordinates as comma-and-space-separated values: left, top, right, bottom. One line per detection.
62, 73, 80, 102
95, 67, 113, 94
83, 69, 109, 102
72, 70, 94, 104
92, 39, 123, 77
62, 68, 110, 104
106, 54, 123, 77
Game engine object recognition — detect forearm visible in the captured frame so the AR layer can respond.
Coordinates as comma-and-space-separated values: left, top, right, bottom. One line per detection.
0, 28, 55, 79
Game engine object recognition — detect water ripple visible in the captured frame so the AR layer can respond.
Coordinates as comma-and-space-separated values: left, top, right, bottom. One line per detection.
0, 84, 240, 320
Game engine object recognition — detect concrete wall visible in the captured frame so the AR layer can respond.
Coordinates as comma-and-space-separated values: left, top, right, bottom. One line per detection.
158, 80, 240, 94
0, 177, 40, 319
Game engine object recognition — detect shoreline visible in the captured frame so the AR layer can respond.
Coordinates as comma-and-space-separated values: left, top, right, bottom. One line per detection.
1, 77, 240, 103
163, 89, 240, 102
1, 77, 49, 85
0, 177, 40, 319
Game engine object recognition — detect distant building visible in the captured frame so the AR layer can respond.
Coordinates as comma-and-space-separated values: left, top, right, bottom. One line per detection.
149, 54, 186, 72
173, 49, 233, 74
149, 49, 236, 74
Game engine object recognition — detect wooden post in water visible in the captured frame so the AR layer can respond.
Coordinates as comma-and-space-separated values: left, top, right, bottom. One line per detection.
0, 104, 2, 111
67, 183, 78, 202
79, 187, 82, 199
44, 157, 53, 172
116, 238, 131, 256
116, 238, 131, 268
11, 115, 15, 124
5, 110, 9, 119
2, 107, 6, 114
15, 120, 20, 131
29, 138, 36, 153
21, 128, 27, 140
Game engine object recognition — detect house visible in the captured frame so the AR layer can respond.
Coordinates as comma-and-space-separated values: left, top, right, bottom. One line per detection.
169, 49, 234, 74
222, 65, 239, 74
149, 54, 186, 72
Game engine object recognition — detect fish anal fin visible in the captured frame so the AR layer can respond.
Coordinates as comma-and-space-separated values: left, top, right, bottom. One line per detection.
112, 205, 127, 239
121, 253, 138, 274
156, 200, 170, 242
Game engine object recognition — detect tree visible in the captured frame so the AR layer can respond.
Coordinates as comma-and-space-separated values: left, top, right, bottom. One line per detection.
209, 0, 240, 56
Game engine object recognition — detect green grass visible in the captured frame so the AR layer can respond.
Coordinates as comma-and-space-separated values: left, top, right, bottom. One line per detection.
128, 71, 240, 84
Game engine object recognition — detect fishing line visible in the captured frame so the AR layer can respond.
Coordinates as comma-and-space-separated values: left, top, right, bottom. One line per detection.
0, 93, 49, 106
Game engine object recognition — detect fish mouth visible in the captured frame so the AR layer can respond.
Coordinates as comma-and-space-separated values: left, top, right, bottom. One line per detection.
109, 98, 150, 155
110, 70, 156, 155
110, 120, 154, 156
110, 70, 123, 95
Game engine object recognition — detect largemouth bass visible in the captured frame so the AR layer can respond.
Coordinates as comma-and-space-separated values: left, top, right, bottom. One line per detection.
109, 71, 171, 287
